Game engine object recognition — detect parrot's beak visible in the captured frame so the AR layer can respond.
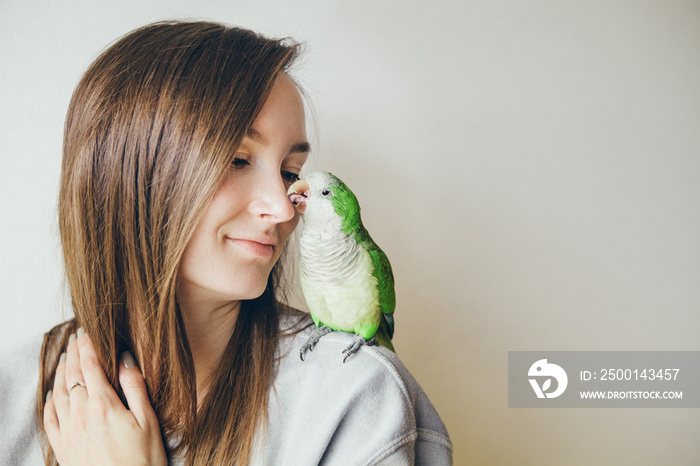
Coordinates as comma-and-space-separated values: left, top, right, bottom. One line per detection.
287, 178, 310, 214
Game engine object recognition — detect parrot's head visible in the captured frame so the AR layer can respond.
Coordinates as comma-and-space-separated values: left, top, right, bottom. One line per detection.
287, 171, 362, 233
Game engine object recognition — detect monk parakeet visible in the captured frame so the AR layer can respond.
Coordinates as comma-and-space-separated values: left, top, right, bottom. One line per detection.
287, 171, 396, 362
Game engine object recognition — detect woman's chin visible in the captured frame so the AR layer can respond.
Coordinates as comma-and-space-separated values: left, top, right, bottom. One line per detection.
235, 277, 271, 301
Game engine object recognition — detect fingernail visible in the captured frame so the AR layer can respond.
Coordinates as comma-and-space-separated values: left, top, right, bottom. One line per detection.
59, 352, 66, 363
77, 327, 85, 338
121, 351, 137, 369
46, 390, 52, 402
68, 333, 76, 344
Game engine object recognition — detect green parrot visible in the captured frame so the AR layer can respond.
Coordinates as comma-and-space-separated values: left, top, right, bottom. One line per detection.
287, 171, 396, 362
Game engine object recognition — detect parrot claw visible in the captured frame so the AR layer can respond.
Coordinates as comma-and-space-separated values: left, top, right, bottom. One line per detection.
342, 336, 378, 363
299, 326, 334, 361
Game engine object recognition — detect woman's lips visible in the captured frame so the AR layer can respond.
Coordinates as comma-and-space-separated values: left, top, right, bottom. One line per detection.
225, 237, 274, 258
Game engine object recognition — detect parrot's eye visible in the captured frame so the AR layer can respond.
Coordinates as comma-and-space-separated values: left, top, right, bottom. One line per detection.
321, 189, 331, 196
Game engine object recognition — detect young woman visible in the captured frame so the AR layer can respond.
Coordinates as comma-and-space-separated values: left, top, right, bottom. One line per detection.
0, 21, 453, 465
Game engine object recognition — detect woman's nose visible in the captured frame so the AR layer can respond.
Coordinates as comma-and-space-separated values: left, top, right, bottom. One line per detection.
250, 174, 296, 223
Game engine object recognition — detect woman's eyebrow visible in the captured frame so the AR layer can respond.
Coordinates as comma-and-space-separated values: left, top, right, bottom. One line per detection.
246, 127, 310, 154
246, 127, 269, 145
291, 141, 311, 154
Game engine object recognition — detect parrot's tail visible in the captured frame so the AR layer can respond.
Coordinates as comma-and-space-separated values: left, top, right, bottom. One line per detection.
375, 323, 395, 353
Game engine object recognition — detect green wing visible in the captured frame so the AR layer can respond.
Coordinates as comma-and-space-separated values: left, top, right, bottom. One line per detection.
356, 226, 396, 351
367, 245, 395, 319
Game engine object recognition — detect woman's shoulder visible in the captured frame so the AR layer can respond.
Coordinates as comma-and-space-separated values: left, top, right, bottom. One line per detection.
0, 333, 46, 465
270, 309, 453, 465
0, 332, 44, 403
0, 332, 44, 370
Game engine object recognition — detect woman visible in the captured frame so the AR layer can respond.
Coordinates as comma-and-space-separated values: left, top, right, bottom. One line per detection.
0, 21, 452, 465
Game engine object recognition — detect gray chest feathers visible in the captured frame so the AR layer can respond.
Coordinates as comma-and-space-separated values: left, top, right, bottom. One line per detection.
299, 229, 371, 286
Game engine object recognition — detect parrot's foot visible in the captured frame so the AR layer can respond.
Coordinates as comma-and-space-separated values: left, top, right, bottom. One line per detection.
342, 336, 378, 363
300, 326, 334, 361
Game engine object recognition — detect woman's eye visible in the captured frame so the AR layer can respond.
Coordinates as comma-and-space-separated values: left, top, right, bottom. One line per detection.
282, 171, 300, 183
231, 157, 250, 168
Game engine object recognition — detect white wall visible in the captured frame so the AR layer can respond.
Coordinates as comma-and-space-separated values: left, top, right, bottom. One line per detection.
1, 1, 699, 464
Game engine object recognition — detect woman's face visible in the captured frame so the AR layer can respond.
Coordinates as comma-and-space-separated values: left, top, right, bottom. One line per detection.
177, 72, 309, 311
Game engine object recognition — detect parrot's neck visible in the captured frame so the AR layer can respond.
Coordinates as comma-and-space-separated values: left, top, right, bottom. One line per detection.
299, 226, 364, 283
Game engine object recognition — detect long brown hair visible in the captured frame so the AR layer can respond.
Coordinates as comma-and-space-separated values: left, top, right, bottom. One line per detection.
37, 20, 301, 464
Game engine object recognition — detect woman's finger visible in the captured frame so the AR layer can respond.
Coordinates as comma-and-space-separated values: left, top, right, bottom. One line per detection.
118, 351, 155, 429
76, 328, 115, 398
51, 352, 70, 424
43, 391, 65, 463
65, 332, 88, 403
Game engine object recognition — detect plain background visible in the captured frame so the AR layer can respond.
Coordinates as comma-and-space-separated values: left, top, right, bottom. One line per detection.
1, 1, 699, 464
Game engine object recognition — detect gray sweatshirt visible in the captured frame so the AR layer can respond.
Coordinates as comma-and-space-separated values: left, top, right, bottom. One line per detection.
0, 312, 453, 465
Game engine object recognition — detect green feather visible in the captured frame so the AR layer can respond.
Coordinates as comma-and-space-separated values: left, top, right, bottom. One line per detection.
326, 175, 362, 236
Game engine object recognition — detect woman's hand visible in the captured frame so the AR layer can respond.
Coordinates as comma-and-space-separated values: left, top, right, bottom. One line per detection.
44, 328, 167, 466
